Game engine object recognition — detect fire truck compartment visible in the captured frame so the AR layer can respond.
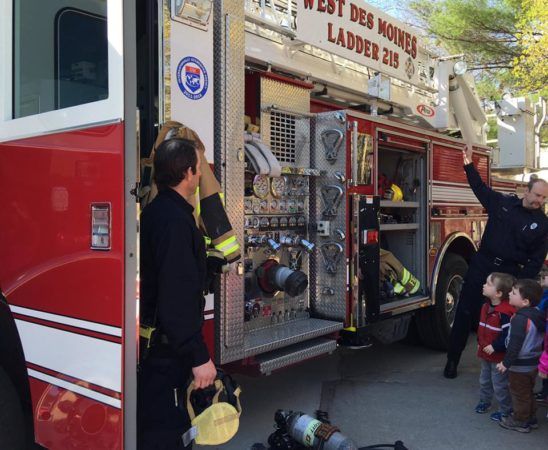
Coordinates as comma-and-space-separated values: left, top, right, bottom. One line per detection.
377, 144, 428, 305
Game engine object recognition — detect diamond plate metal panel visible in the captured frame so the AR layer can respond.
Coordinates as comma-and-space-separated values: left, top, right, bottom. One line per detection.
256, 338, 338, 375
214, 0, 246, 364
244, 318, 342, 357
260, 78, 311, 169
310, 111, 349, 320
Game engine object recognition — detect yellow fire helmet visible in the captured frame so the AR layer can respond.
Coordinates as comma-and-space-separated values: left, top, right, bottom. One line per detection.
183, 374, 242, 446
386, 183, 404, 202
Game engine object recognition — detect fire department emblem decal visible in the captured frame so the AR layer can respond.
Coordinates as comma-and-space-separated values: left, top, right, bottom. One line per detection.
177, 56, 209, 100
405, 56, 415, 80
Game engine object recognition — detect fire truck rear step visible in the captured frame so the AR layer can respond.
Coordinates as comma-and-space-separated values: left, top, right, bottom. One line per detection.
255, 338, 338, 375
244, 318, 343, 358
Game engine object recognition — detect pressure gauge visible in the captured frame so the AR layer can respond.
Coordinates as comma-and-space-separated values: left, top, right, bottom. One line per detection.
270, 176, 287, 198
279, 200, 287, 212
260, 217, 270, 228
260, 200, 268, 212
288, 200, 297, 213
270, 199, 278, 211
244, 199, 253, 213
252, 175, 270, 199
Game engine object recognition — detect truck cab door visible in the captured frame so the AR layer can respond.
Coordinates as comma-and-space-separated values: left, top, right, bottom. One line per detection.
0, 1, 136, 449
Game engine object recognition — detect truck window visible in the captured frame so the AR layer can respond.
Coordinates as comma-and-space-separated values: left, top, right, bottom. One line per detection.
13, 1, 108, 119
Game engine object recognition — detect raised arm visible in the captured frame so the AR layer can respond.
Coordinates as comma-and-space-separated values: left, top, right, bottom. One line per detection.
463, 145, 504, 213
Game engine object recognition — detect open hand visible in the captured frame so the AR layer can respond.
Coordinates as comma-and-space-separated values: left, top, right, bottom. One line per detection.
496, 362, 507, 373
539, 371, 548, 379
462, 144, 473, 165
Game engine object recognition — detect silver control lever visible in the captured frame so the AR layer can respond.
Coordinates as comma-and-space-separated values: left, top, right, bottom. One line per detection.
246, 235, 281, 251
267, 238, 282, 252
280, 235, 316, 253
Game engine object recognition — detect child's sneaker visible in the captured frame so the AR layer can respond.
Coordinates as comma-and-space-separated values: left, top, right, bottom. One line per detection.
527, 417, 539, 429
499, 416, 531, 433
534, 392, 547, 407
475, 401, 491, 414
490, 411, 510, 422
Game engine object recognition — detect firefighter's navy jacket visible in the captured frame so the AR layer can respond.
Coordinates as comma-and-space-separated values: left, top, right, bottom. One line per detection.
465, 163, 548, 278
140, 188, 210, 367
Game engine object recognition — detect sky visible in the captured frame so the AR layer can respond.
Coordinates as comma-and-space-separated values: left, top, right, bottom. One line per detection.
364, 0, 409, 20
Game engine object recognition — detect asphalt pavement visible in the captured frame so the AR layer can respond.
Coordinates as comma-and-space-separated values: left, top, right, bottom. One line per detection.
199, 335, 547, 450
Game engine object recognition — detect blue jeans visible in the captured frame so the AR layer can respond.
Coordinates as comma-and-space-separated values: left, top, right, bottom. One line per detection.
479, 359, 512, 414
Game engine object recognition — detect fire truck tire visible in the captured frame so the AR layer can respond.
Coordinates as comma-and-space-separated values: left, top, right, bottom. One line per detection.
416, 253, 468, 350
0, 366, 26, 450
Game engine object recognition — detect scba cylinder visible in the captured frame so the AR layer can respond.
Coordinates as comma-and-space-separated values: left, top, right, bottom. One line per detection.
287, 413, 358, 450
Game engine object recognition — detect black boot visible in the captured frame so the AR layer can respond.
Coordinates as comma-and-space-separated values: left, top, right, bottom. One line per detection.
443, 359, 458, 379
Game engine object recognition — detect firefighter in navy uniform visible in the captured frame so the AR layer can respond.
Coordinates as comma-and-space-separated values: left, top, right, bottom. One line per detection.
138, 138, 217, 448
444, 145, 548, 379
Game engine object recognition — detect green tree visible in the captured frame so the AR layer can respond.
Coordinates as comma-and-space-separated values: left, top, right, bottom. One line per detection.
513, 0, 548, 93
408, 0, 547, 97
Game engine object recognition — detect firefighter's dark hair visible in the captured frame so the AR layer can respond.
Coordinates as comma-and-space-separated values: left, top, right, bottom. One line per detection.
513, 279, 543, 307
527, 175, 546, 191
489, 272, 515, 300
153, 138, 197, 191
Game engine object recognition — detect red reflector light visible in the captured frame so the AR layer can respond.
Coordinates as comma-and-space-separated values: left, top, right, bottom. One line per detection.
362, 229, 378, 244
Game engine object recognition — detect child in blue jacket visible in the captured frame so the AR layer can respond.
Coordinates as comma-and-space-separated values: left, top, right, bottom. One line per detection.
535, 266, 548, 405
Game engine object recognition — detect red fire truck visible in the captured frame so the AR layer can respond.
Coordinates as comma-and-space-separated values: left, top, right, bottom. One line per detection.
0, 1, 526, 449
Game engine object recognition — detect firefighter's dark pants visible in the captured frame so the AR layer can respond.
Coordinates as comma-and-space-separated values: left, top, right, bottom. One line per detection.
447, 252, 519, 364
138, 348, 193, 449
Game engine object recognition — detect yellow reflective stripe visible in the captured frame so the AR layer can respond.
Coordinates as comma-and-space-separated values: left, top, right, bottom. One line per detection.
220, 243, 239, 257
204, 236, 212, 246
400, 268, 410, 284
219, 192, 225, 206
393, 282, 405, 294
215, 236, 236, 252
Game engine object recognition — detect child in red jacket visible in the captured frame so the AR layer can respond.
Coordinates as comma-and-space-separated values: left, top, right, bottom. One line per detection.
475, 272, 516, 422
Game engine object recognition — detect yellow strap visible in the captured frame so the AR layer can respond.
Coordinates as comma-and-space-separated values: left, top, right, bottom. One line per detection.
233, 386, 242, 417
139, 326, 155, 340
186, 379, 224, 421
204, 236, 212, 246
